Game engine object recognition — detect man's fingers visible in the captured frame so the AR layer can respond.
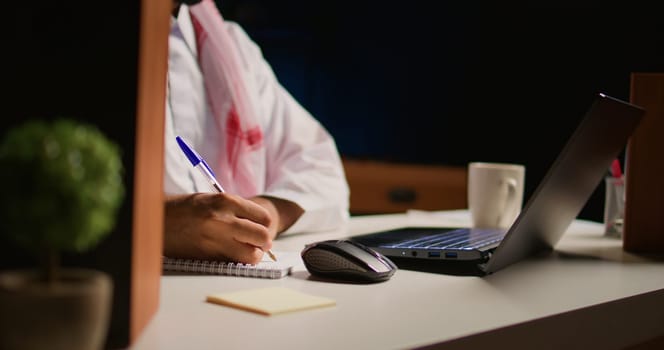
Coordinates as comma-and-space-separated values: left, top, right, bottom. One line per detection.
218, 241, 265, 265
168, 192, 275, 265
208, 193, 272, 227
229, 217, 273, 250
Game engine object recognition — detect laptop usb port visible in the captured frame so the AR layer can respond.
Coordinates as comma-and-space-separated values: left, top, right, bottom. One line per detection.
428, 251, 441, 258
444, 252, 458, 259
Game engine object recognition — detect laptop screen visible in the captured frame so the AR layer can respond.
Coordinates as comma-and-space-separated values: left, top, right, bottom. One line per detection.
483, 93, 644, 273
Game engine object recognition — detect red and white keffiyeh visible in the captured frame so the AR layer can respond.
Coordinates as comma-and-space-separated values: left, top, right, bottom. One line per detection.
188, 0, 263, 196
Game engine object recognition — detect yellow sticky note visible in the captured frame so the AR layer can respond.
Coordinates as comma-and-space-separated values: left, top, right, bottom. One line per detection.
206, 287, 336, 316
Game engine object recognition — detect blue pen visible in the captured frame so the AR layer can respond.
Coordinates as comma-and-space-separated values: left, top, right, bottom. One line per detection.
175, 135, 277, 262
176, 136, 225, 193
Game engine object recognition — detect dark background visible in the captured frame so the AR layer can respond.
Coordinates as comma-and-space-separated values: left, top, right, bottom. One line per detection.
2, 1, 663, 224
216, 0, 664, 221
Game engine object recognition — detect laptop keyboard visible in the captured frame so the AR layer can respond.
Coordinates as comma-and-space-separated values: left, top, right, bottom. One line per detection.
386, 228, 506, 250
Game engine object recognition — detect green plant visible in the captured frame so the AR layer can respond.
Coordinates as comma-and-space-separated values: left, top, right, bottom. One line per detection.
0, 119, 124, 283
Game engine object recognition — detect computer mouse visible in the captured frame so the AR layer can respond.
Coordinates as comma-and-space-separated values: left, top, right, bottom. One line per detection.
301, 239, 397, 283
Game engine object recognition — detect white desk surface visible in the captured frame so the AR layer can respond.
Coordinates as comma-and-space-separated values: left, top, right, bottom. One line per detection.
130, 210, 664, 350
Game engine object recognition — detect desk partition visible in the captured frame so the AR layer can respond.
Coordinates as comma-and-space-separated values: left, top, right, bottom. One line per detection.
625, 73, 664, 253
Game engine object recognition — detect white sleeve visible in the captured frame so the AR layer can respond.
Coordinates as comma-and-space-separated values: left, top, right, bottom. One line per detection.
226, 22, 350, 234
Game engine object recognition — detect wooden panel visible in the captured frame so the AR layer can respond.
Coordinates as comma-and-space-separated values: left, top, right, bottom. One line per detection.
130, 0, 170, 344
624, 73, 664, 253
343, 158, 467, 214
625, 333, 664, 350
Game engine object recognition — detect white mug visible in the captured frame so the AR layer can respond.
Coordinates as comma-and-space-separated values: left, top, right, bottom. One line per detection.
468, 162, 525, 229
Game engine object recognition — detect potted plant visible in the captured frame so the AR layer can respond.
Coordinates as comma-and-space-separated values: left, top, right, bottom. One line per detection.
0, 119, 125, 350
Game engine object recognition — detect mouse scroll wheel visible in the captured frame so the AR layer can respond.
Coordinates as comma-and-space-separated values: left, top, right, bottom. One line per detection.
305, 250, 365, 272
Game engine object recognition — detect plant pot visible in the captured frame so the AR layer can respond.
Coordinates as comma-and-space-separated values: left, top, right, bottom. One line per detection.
0, 268, 113, 350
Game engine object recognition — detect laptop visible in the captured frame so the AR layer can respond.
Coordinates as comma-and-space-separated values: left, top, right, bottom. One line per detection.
350, 93, 644, 275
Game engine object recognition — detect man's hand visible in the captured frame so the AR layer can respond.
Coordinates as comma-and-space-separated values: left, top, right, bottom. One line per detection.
163, 193, 303, 264
248, 195, 304, 238
164, 192, 274, 264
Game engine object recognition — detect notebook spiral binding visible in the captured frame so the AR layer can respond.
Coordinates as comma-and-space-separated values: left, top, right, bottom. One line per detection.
162, 257, 288, 279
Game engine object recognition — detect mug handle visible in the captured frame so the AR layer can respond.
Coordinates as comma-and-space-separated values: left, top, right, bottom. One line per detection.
496, 178, 518, 227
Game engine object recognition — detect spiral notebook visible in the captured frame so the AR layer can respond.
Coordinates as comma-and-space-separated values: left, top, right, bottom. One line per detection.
162, 252, 297, 279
